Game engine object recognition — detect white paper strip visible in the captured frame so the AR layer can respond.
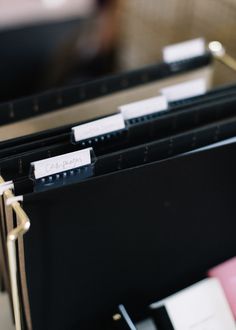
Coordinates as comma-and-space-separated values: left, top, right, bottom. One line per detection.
163, 38, 205, 63
160, 78, 207, 102
118, 95, 168, 120
150, 278, 235, 330
32, 148, 92, 179
72, 113, 125, 142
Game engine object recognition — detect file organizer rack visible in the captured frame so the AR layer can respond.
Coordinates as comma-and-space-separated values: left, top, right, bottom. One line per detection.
0, 41, 236, 330
0, 177, 30, 330
0, 116, 232, 329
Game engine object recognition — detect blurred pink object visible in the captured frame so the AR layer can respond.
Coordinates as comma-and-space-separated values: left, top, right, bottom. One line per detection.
208, 257, 236, 318
0, 0, 96, 29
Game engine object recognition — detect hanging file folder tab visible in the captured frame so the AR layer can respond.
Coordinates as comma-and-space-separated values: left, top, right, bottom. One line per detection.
72, 113, 126, 144
31, 147, 94, 179
30, 148, 96, 191
163, 38, 206, 63
160, 78, 207, 102
119, 95, 168, 121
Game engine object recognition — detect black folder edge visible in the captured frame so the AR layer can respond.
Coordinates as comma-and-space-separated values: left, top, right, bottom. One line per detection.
0, 79, 236, 161
1, 90, 236, 182
10, 113, 236, 195
0, 54, 212, 127
16, 120, 236, 329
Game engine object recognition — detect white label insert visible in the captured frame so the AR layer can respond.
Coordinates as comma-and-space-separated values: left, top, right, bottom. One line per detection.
72, 113, 125, 142
163, 38, 205, 63
160, 78, 207, 102
119, 95, 168, 120
32, 148, 92, 179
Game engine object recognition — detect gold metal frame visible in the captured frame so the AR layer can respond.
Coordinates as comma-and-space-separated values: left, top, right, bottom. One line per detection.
0, 177, 30, 330
0, 42, 232, 330
209, 41, 236, 72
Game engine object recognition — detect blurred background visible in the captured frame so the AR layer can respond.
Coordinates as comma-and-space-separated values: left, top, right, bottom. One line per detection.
0, 0, 235, 102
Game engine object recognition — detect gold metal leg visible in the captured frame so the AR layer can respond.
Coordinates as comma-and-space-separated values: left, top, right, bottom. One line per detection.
0, 177, 30, 330
209, 41, 236, 72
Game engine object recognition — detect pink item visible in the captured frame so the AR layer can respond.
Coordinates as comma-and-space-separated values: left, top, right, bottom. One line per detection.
208, 257, 236, 318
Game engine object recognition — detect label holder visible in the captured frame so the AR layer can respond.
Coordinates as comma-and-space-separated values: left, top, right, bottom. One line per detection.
71, 113, 126, 146
119, 95, 168, 123
163, 38, 206, 63
30, 148, 96, 192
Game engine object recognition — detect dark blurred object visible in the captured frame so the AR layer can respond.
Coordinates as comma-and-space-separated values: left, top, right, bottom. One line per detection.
0, 0, 120, 102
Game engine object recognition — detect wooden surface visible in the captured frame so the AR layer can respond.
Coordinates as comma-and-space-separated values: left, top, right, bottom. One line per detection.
0, 293, 14, 330
117, 0, 236, 86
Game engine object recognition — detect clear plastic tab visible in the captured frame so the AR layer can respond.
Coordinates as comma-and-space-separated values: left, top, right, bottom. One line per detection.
119, 95, 168, 121
160, 78, 207, 102
30, 148, 96, 192
72, 113, 126, 144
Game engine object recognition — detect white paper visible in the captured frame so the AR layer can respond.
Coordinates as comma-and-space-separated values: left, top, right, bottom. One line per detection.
32, 148, 92, 179
119, 95, 168, 120
72, 113, 125, 142
160, 78, 207, 102
163, 38, 205, 63
150, 278, 235, 330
